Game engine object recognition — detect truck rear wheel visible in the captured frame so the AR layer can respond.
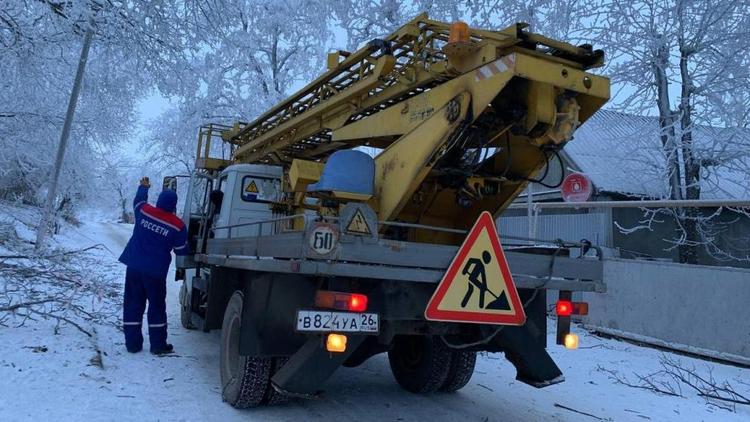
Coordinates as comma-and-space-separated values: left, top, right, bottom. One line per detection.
440, 348, 477, 392
179, 282, 195, 330
220, 291, 272, 408
388, 335, 452, 393
263, 357, 290, 406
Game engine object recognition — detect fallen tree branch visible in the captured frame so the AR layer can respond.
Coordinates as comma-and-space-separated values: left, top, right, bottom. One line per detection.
597, 365, 682, 397
28, 308, 92, 337
0, 298, 58, 312
660, 355, 750, 408
1, 239, 120, 338
554, 403, 608, 421
599, 355, 750, 413
0, 244, 106, 260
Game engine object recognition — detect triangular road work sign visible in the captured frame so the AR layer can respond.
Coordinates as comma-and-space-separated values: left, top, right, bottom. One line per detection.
425, 211, 526, 325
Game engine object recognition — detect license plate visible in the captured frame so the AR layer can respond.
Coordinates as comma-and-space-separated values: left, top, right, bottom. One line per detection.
296, 310, 379, 333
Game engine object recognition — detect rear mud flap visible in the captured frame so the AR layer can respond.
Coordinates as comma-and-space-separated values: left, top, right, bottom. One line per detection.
271, 335, 366, 397
492, 324, 564, 388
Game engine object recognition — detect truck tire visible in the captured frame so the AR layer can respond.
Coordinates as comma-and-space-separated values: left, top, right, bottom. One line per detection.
440, 349, 477, 392
388, 335, 452, 393
263, 357, 290, 405
220, 291, 272, 408
179, 282, 195, 330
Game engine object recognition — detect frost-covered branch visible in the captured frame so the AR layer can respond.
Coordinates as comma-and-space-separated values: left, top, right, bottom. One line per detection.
0, 224, 121, 336
660, 355, 750, 408
599, 354, 750, 412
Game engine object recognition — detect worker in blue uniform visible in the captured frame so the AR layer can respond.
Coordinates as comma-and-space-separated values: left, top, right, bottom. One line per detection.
119, 176, 190, 355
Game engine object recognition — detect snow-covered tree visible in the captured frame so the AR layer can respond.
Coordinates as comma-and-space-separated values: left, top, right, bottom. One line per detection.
145, 0, 332, 175
329, 0, 587, 49
588, 0, 750, 263
0, 0, 191, 218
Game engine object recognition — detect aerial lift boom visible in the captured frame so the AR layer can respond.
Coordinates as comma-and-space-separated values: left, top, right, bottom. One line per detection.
198, 14, 608, 243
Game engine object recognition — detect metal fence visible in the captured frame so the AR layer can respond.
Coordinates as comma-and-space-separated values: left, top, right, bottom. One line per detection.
498, 211, 613, 247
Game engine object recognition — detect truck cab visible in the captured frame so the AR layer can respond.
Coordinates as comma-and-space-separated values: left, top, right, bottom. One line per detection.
211, 164, 283, 239
177, 163, 283, 253
175, 163, 283, 328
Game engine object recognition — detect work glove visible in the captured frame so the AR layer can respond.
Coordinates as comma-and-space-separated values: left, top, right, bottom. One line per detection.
140, 176, 151, 188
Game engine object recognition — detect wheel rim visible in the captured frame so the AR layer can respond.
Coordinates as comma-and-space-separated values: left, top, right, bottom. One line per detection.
179, 284, 189, 312
222, 311, 242, 387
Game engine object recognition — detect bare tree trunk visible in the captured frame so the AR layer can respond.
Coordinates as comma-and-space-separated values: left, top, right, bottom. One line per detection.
678, 44, 701, 264
653, 37, 682, 201
117, 186, 129, 222
35, 24, 94, 250
120, 199, 132, 223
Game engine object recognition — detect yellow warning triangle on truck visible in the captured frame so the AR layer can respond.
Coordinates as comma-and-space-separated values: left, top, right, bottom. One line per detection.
425, 211, 526, 325
245, 180, 259, 194
346, 209, 371, 234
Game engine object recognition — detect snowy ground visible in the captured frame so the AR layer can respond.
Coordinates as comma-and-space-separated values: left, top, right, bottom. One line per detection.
1, 216, 749, 421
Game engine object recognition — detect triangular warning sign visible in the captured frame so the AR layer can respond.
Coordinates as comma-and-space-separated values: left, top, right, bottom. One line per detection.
245, 180, 259, 194
425, 211, 526, 325
346, 209, 371, 234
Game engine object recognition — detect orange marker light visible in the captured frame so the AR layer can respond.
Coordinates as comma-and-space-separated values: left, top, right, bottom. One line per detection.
448, 21, 470, 44
564, 333, 579, 350
326, 333, 347, 353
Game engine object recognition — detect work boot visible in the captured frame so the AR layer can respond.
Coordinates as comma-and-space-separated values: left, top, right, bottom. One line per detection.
127, 345, 142, 353
150, 343, 174, 356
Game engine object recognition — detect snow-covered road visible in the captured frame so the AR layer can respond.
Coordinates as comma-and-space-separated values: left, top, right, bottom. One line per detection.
1, 221, 749, 421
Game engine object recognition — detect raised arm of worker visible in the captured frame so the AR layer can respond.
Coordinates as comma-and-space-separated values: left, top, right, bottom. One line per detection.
134, 176, 150, 214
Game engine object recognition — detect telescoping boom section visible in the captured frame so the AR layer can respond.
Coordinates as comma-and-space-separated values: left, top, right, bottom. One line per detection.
200, 13, 609, 243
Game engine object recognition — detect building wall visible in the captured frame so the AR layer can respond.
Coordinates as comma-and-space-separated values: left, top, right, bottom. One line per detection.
583, 258, 750, 365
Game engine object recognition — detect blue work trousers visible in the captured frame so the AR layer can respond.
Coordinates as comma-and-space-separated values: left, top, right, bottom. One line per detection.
123, 267, 168, 351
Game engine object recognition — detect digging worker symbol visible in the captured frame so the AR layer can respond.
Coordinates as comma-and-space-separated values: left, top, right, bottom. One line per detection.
460, 250, 511, 311
118, 176, 190, 355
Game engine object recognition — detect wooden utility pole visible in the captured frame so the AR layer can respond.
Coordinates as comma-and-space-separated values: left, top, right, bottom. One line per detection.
36, 25, 94, 250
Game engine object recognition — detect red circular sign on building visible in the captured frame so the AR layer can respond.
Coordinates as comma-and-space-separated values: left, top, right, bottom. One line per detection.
561, 172, 593, 202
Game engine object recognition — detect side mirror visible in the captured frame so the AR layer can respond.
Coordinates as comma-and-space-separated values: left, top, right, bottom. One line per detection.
163, 176, 178, 191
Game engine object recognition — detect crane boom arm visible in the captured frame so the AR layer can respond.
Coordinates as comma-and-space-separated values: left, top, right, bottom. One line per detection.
195, 14, 610, 240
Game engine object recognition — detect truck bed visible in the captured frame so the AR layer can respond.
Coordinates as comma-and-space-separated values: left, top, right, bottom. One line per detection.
196, 231, 605, 293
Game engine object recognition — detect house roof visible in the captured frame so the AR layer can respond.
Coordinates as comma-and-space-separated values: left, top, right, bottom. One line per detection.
564, 110, 750, 199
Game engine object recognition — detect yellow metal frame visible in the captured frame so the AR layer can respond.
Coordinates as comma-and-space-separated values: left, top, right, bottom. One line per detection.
219, 14, 607, 164
195, 123, 236, 171
195, 14, 610, 243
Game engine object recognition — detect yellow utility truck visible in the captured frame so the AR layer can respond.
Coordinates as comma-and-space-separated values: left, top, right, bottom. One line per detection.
173, 14, 609, 408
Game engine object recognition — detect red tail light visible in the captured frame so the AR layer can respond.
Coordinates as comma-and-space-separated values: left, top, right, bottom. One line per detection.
556, 300, 573, 316
348, 294, 368, 312
556, 300, 589, 316
315, 291, 368, 312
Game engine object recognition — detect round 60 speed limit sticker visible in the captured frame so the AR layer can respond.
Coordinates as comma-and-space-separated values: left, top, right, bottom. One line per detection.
308, 223, 338, 256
